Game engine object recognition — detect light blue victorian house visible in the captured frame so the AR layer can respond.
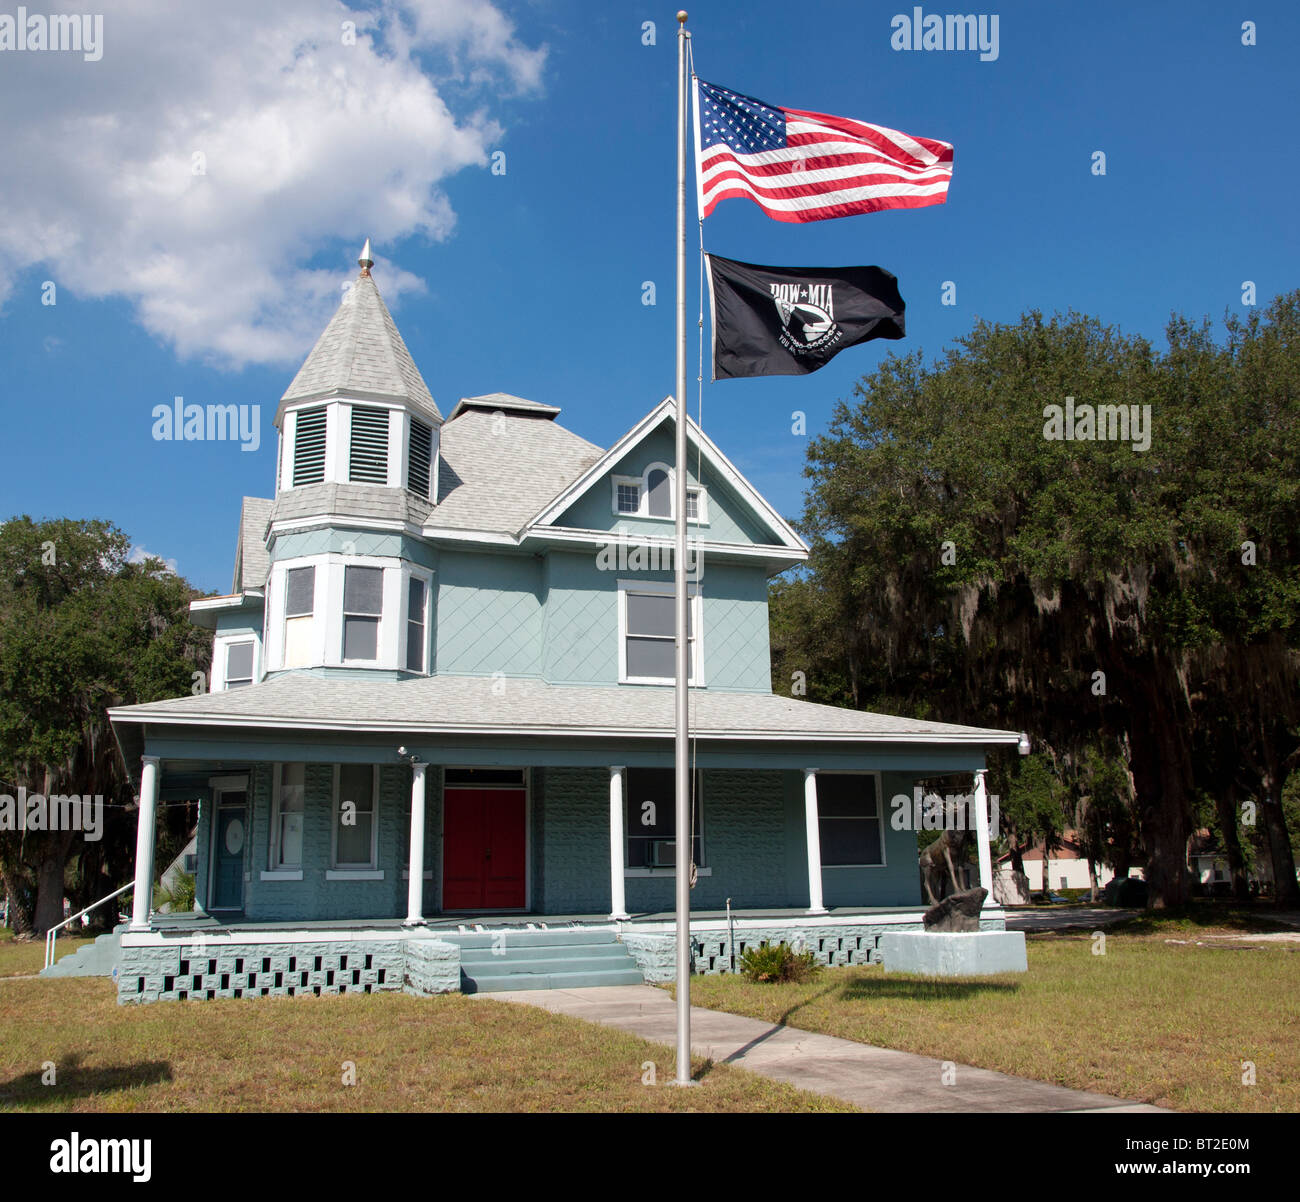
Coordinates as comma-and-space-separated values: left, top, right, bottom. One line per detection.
108, 245, 1020, 1001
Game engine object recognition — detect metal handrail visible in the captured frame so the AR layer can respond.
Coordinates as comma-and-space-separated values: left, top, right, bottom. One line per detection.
44, 882, 134, 970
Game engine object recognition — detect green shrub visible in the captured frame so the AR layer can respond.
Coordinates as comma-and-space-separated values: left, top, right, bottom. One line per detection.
739, 941, 821, 984
155, 870, 196, 913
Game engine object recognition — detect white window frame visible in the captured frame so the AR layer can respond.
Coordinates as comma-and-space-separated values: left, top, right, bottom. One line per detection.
339, 562, 387, 666
401, 567, 433, 675
263, 762, 306, 879
617, 578, 703, 686
611, 462, 708, 524
212, 634, 260, 691
278, 558, 322, 671
328, 763, 382, 876
816, 770, 887, 869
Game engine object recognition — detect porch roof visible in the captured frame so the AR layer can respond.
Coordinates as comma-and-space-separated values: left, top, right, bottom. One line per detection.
108, 673, 1019, 745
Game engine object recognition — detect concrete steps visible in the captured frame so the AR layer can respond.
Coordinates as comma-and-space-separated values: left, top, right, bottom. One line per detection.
40, 931, 122, 978
441, 928, 644, 993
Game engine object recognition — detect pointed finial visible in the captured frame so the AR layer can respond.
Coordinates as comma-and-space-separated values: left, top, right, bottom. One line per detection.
358, 238, 374, 277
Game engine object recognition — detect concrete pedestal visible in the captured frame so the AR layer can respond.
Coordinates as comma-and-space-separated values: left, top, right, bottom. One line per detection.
879, 930, 1027, 977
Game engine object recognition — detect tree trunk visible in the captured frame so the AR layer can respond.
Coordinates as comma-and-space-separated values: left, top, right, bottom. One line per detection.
32, 852, 68, 936
1087, 859, 1099, 902
1259, 759, 1300, 909
1214, 785, 1251, 901
0, 863, 33, 934
1127, 671, 1195, 909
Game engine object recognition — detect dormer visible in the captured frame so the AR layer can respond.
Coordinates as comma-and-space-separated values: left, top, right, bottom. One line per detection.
273, 241, 442, 504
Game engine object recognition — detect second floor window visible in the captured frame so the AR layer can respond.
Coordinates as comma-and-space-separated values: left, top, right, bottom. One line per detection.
617, 482, 640, 513
623, 586, 696, 683
343, 566, 383, 661
406, 576, 427, 673
225, 641, 254, 689
283, 566, 315, 669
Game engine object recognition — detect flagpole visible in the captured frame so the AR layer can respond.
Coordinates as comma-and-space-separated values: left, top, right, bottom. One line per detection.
672, 8, 694, 1088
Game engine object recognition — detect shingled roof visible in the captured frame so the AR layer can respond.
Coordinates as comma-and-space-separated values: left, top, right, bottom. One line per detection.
109, 672, 1021, 745
277, 268, 440, 426
232, 496, 273, 593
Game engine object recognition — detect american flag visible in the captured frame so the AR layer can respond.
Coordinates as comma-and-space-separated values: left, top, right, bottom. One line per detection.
694, 78, 954, 223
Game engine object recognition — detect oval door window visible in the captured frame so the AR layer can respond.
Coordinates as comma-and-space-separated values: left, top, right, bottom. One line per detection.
224, 818, 245, 855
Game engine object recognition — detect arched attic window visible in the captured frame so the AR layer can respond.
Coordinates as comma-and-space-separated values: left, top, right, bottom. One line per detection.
646, 467, 671, 517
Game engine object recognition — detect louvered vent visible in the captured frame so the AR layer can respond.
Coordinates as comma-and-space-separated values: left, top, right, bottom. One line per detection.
291, 407, 327, 486
349, 406, 389, 484
408, 419, 433, 498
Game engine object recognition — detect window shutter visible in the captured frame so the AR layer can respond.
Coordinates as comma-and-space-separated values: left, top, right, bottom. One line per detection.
408, 419, 433, 498
349, 406, 390, 484
291, 407, 327, 486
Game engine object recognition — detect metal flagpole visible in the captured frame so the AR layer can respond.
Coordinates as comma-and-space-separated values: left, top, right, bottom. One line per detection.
672, 8, 694, 1088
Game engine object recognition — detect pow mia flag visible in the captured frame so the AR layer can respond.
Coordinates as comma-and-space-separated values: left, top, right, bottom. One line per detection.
706, 254, 905, 379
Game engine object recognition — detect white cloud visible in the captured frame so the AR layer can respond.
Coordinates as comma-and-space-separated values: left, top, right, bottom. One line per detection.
0, 0, 545, 367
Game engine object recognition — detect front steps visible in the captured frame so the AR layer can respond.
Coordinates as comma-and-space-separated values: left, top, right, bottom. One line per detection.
442, 927, 644, 993
40, 931, 122, 978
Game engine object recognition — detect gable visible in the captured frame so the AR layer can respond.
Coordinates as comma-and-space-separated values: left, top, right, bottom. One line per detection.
530, 401, 805, 555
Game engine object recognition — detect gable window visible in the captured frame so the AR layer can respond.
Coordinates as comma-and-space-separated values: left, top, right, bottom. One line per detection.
406, 576, 427, 673
408, 418, 434, 499
343, 566, 383, 661
349, 406, 390, 484
617, 482, 640, 513
620, 582, 698, 684
625, 768, 702, 869
646, 468, 671, 517
271, 763, 305, 869
333, 764, 378, 868
292, 406, 327, 486
612, 465, 707, 523
817, 773, 884, 867
283, 565, 316, 668
225, 640, 254, 689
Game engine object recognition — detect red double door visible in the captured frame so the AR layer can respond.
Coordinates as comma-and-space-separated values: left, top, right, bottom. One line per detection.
442, 788, 527, 910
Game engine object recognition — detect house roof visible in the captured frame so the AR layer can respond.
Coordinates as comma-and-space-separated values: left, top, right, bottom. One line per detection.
449, 393, 561, 421
232, 497, 273, 593
277, 269, 440, 427
108, 673, 1021, 745
424, 407, 603, 535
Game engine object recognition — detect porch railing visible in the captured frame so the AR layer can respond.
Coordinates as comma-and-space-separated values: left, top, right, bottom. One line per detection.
44, 882, 134, 971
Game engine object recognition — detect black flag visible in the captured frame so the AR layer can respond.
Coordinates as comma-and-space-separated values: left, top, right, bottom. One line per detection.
706, 254, 905, 379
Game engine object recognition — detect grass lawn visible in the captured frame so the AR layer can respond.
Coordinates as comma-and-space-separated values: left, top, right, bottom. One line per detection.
0, 976, 852, 1113
677, 911, 1300, 1112
0, 927, 94, 978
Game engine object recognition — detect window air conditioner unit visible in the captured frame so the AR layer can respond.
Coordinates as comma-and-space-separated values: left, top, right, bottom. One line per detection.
651, 840, 676, 867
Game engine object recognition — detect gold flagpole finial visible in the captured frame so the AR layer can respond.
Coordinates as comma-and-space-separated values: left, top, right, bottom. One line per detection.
677, 11, 688, 24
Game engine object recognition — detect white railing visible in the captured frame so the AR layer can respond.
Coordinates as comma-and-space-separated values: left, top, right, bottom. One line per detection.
44, 883, 134, 971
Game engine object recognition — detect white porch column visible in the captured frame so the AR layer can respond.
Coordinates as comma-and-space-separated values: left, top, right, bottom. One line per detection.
404, 761, 428, 926
130, 756, 161, 931
609, 765, 629, 920
973, 768, 994, 897
802, 769, 828, 915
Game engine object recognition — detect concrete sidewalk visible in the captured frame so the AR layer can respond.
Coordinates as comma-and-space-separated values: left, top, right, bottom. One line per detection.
477, 984, 1165, 1113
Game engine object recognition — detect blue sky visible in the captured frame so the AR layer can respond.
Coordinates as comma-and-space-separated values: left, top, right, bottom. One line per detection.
1, 0, 1296, 593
